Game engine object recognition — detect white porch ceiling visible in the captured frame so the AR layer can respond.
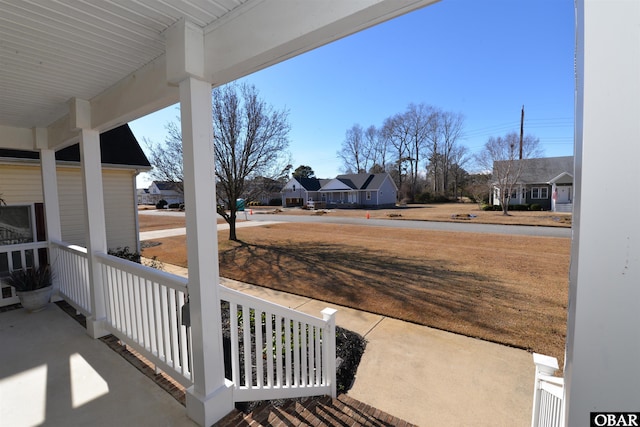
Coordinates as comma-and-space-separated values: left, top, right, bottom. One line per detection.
0, 0, 438, 150
0, 0, 249, 130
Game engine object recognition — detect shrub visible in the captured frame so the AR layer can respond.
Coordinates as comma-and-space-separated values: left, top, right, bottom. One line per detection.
414, 191, 432, 203
482, 204, 502, 211
109, 247, 163, 270
415, 192, 451, 203
530, 203, 543, 211
168, 203, 181, 209
108, 246, 141, 263
510, 204, 529, 211
156, 199, 167, 209
268, 198, 282, 206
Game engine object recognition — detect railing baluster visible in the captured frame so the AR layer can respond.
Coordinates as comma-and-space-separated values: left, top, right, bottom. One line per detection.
265, 312, 274, 388
285, 316, 292, 388
230, 302, 240, 387
255, 309, 264, 388
242, 306, 252, 387
293, 321, 300, 387
275, 314, 283, 388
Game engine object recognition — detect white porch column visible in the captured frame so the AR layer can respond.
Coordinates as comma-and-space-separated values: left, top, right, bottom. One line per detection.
71, 98, 109, 338
180, 76, 233, 425
167, 19, 232, 425
565, 2, 640, 425
34, 128, 62, 242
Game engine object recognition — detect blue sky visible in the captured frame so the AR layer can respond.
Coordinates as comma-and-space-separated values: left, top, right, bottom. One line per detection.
130, 0, 575, 185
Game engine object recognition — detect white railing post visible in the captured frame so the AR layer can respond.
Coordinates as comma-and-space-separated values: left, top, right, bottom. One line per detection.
532, 353, 560, 427
322, 308, 338, 399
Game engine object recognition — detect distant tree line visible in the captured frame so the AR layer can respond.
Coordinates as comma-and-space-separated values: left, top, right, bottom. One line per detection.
337, 103, 469, 202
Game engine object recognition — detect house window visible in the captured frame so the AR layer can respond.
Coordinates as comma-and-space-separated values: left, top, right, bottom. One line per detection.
0, 205, 36, 276
366, 191, 371, 200
0, 205, 35, 246
510, 189, 518, 199
531, 187, 549, 199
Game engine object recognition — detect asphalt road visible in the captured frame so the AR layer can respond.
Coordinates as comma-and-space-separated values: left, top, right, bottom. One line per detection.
246, 213, 572, 238
140, 209, 571, 238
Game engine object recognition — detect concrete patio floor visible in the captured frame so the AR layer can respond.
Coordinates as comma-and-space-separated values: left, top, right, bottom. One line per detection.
0, 304, 196, 427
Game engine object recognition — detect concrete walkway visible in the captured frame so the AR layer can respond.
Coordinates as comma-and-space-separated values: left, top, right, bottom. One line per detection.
140, 220, 282, 241
161, 263, 534, 427
0, 304, 196, 427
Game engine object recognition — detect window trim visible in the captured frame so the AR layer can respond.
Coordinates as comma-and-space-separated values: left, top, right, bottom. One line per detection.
531, 187, 549, 199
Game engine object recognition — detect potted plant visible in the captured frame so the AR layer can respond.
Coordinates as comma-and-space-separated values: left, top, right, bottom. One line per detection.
4, 265, 53, 312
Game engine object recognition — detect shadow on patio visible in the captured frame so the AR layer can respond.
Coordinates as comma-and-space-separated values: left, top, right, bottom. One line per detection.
0, 303, 195, 427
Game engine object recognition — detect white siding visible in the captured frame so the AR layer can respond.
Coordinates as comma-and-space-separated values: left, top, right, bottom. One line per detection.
0, 164, 44, 203
57, 167, 86, 247
1, 163, 137, 250
103, 169, 137, 251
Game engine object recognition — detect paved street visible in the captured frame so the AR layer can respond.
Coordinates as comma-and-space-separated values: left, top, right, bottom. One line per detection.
140, 209, 571, 238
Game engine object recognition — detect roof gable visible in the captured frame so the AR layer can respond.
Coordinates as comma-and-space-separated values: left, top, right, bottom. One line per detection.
333, 173, 394, 190
321, 178, 354, 191
0, 124, 150, 169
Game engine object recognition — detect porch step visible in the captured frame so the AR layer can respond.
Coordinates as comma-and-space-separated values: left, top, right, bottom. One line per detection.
215, 394, 417, 427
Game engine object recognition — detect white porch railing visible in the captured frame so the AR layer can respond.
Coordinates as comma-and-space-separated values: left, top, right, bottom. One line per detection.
95, 252, 193, 387
219, 285, 337, 402
45, 242, 339, 403
0, 241, 48, 307
531, 353, 564, 427
50, 240, 91, 315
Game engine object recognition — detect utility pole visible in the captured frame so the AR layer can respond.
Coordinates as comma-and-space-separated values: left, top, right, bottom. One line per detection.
519, 105, 524, 159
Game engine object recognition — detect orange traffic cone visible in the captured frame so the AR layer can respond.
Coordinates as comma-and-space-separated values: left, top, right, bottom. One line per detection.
250, 209, 253, 215
366, 211, 370, 219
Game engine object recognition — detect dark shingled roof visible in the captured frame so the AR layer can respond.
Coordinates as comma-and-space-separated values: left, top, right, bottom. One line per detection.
153, 182, 181, 191
298, 177, 322, 191
494, 156, 573, 184
0, 124, 150, 168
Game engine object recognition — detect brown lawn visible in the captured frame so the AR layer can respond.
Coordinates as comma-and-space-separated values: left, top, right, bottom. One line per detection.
141, 208, 570, 367
138, 213, 226, 230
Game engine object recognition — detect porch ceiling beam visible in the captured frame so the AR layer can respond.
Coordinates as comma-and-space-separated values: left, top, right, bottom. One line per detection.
47, 56, 178, 149
202, 0, 440, 85
0, 125, 33, 150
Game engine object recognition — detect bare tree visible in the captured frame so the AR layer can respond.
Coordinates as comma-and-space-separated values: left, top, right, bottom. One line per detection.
381, 114, 410, 200
466, 172, 493, 207
440, 111, 465, 195
404, 103, 433, 200
145, 83, 290, 240
448, 144, 470, 200
364, 125, 392, 174
145, 121, 184, 192
338, 124, 371, 173
214, 83, 290, 240
475, 132, 542, 215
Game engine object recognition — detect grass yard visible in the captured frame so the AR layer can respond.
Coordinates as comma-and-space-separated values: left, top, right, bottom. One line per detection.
141, 213, 570, 368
